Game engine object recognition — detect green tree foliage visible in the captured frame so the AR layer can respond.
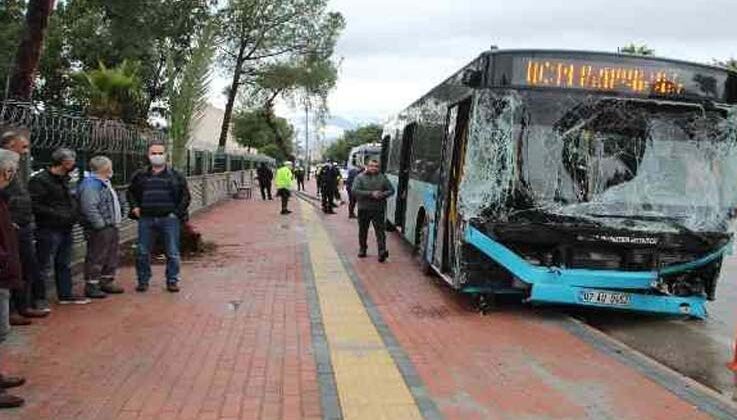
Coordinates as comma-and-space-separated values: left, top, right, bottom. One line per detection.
32, 0, 213, 119
73, 60, 146, 122
0, 0, 26, 98
167, 23, 216, 169
232, 109, 294, 162
619, 43, 655, 56
244, 54, 339, 157
323, 124, 383, 164
216, 0, 344, 149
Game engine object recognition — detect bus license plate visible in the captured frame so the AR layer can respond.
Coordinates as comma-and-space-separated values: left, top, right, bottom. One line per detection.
579, 290, 631, 307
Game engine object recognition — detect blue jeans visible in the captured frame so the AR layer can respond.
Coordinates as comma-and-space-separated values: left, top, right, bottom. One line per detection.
36, 227, 74, 299
136, 215, 181, 286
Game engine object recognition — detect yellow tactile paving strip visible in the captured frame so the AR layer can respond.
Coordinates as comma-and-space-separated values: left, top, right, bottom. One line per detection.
301, 205, 423, 420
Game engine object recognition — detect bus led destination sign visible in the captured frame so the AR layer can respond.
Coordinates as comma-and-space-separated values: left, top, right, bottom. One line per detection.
522, 58, 685, 96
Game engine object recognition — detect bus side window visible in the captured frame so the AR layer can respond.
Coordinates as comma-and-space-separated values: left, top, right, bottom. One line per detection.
409, 124, 444, 184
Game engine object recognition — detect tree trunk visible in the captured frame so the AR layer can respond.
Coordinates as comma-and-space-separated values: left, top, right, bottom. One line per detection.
8, 0, 56, 100
218, 43, 247, 150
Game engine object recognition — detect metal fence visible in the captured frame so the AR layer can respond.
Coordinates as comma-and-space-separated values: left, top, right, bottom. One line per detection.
0, 101, 275, 184
0, 100, 262, 261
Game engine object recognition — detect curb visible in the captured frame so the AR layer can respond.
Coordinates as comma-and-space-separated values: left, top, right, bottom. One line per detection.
559, 316, 737, 418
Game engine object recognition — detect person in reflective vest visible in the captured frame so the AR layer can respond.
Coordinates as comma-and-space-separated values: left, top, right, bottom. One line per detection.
275, 161, 294, 215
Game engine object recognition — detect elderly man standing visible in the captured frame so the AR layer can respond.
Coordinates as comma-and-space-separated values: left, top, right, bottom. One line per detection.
29, 148, 90, 305
0, 149, 27, 408
0, 131, 48, 323
78, 156, 125, 299
127, 140, 190, 293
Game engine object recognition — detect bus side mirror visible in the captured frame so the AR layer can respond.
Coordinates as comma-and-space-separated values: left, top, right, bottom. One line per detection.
461, 69, 482, 88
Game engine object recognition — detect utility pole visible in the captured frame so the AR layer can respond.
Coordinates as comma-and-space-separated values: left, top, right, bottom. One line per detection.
304, 100, 310, 180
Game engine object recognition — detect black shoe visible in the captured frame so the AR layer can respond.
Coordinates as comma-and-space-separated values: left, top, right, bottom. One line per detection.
0, 391, 24, 408
0, 375, 25, 389
135, 284, 149, 293
378, 251, 389, 263
85, 283, 107, 299
358, 250, 367, 258
166, 283, 180, 293
281, 210, 290, 215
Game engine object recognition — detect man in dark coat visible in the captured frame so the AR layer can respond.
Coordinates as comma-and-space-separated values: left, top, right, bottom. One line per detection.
127, 140, 190, 293
293, 166, 305, 191
0, 149, 27, 408
29, 148, 90, 305
0, 131, 47, 324
256, 162, 273, 200
345, 165, 364, 219
351, 160, 395, 263
321, 163, 340, 214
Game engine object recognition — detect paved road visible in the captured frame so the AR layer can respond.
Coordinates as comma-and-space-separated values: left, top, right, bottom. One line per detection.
583, 249, 737, 397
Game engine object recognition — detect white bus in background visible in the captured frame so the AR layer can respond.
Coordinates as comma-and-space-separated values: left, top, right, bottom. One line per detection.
347, 143, 382, 171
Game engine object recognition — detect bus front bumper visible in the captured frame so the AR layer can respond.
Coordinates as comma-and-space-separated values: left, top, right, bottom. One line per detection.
463, 225, 722, 319
528, 283, 707, 319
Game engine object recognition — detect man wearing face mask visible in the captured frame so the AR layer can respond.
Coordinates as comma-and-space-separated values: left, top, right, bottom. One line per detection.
0, 149, 27, 408
78, 156, 126, 299
127, 140, 190, 293
0, 131, 48, 323
29, 148, 90, 305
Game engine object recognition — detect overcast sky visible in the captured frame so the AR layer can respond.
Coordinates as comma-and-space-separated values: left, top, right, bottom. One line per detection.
212, 0, 737, 124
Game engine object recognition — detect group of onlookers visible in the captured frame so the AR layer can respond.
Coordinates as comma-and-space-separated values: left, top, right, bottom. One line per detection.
0, 134, 189, 408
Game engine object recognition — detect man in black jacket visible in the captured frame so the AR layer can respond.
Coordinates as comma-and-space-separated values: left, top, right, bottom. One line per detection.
127, 140, 190, 293
29, 148, 90, 305
256, 163, 273, 200
0, 131, 48, 321
320, 163, 340, 214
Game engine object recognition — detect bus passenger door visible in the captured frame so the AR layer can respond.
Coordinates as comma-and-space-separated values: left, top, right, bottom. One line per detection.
394, 124, 415, 231
433, 99, 471, 276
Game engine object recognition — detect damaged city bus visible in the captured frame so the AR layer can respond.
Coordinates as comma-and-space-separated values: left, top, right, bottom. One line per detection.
383, 49, 737, 318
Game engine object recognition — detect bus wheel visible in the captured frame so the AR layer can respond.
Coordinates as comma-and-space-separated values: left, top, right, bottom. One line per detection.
476, 294, 496, 315
415, 216, 433, 276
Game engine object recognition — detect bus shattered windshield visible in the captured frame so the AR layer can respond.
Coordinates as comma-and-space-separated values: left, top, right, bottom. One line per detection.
463, 90, 737, 236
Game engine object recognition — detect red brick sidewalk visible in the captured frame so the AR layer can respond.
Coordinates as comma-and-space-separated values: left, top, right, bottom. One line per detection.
2, 198, 320, 420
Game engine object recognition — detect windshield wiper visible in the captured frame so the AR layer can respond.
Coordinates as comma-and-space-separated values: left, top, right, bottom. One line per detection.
584, 213, 711, 246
